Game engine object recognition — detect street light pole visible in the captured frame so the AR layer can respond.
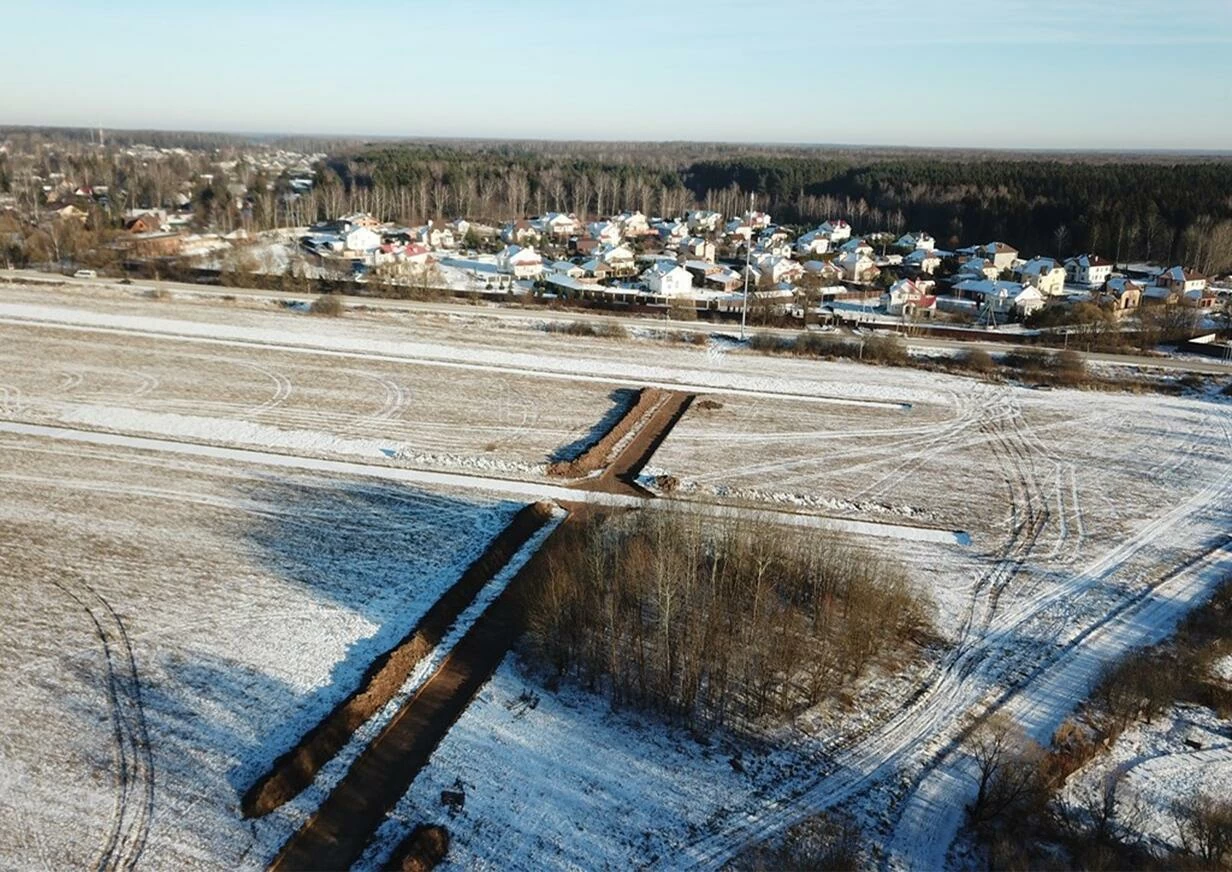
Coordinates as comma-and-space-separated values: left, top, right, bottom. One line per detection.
740, 192, 752, 341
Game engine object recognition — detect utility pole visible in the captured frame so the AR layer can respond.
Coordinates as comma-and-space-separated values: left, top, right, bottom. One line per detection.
740, 192, 753, 341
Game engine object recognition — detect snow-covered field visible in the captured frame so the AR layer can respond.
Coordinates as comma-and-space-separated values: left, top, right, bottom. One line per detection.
3, 277, 1232, 870
0, 431, 519, 869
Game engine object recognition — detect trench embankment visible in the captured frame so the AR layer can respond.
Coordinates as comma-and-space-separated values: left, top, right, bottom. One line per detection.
243, 500, 555, 818
269, 505, 570, 872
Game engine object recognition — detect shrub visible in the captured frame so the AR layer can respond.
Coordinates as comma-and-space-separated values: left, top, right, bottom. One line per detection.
749, 332, 788, 352
563, 320, 595, 336
863, 334, 909, 365
958, 347, 995, 373
309, 293, 344, 317
593, 321, 628, 339
1223, 382, 1232, 397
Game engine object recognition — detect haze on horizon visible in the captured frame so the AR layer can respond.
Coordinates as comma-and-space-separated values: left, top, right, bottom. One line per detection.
4, 0, 1231, 151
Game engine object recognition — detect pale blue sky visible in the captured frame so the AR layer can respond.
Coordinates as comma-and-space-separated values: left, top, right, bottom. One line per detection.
3, 0, 1231, 149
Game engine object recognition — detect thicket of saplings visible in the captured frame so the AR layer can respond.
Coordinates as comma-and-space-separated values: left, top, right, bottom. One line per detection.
970, 576, 1232, 871
523, 509, 934, 729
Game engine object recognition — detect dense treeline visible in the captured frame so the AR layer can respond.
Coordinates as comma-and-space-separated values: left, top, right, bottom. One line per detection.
523, 509, 933, 730
327, 144, 1232, 273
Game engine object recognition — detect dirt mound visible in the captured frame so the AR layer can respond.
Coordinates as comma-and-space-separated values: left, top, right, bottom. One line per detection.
547, 388, 668, 478
384, 824, 450, 872
243, 500, 555, 818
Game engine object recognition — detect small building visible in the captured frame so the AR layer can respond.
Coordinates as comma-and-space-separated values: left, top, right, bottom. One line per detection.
895, 231, 936, 251
954, 279, 1045, 318
903, 248, 941, 275
687, 209, 722, 234
1154, 265, 1208, 296
818, 219, 852, 243
837, 249, 879, 283
1100, 277, 1143, 314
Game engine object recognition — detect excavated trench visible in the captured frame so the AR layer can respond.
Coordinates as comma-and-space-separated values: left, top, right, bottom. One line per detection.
265, 387, 697, 870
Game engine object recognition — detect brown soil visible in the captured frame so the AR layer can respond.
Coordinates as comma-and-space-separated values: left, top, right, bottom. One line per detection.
268, 508, 571, 872
576, 391, 695, 497
383, 824, 450, 872
242, 500, 555, 818
546, 387, 668, 478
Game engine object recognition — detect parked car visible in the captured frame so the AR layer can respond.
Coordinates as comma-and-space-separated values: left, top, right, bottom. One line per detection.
72, 269, 98, 279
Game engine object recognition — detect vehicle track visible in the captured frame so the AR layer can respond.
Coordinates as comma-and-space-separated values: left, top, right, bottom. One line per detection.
50, 575, 154, 872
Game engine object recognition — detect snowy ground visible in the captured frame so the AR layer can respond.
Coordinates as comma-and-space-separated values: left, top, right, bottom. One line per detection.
1056, 703, 1232, 858
3, 277, 1232, 869
0, 431, 519, 870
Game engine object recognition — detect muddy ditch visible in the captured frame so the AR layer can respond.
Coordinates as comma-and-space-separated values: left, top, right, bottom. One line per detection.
546, 387, 672, 478
269, 506, 573, 872
242, 500, 555, 818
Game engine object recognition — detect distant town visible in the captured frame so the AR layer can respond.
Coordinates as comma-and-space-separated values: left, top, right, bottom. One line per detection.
2, 132, 1229, 348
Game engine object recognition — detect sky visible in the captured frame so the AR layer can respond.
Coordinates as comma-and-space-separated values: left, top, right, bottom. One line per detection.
3, 0, 1231, 150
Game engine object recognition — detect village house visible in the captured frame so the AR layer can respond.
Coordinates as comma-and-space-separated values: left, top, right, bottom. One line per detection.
598, 243, 637, 276
549, 260, 584, 279
743, 209, 772, 230
340, 211, 381, 229
818, 219, 852, 243
903, 248, 941, 274
724, 219, 754, 241
795, 228, 832, 256
537, 212, 580, 239
497, 244, 544, 279
588, 220, 623, 246
1064, 253, 1113, 286
895, 231, 936, 251
687, 210, 722, 234
839, 237, 874, 256
959, 241, 1019, 271
501, 219, 540, 245
957, 256, 1000, 281
1014, 256, 1068, 296
642, 262, 695, 297
1153, 265, 1208, 296
579, 258, 611, 281
616, 210, 651, 237
654, 219, 689, 245
882, 278, 938, 318
750, 254, 804, 285
124, 212, 164, 234
1100, 277, 1143, 314
837, 249, 879, 283
954, 279, 1045, 318
802, 259, 845, 284
679, 236, 716, 262
342, 225, 381, 253
416, 224, 455, 250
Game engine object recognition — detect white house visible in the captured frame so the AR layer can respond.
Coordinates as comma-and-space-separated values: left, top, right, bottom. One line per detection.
954, 279, 1045, 317
643, 262, 694, 297
497, 244, 544, 279
1064, 253, 1113, 286
837, 249, 880, 283
687, 210, 722, 234
501, 220, 540, 245
803, 259, 844, 284
588, 220, 623, 246
1014, 257, 1068, 296
343, 226, 381, 252
882, 278, 938, 318
795, 229, 832, 256
818, 219, 852, 242
903, 248, 941, 274
981, 241, 1019, 271
1153, 265, 1208, 295
725, 220, 754, 241
839, 237, 874, 256
598, 243, 637, 275
654, 219, 689, 244
538, 212, 579, 238
550, 260, 584, 279
617, 210, 651, 237
753, 255, 804, 285
896, 231, 936, 251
